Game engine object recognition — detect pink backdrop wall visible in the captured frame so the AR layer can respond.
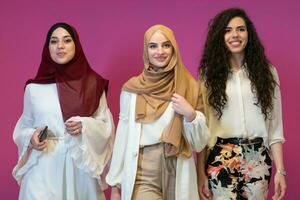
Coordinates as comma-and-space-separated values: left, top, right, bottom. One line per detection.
1, 0, 299, 199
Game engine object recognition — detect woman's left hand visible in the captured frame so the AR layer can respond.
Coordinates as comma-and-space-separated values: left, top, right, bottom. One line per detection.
65, 121, 82, 136
171, 93, 196, 122
272, 173, 286, 200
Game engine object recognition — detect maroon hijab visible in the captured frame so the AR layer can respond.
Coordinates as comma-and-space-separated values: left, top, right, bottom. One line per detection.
26, 22, 108, 121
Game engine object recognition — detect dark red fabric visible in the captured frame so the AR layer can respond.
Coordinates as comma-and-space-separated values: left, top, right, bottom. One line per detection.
26, 24, 108, 121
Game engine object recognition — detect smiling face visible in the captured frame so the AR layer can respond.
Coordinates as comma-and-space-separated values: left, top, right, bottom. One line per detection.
147, 31, 173, 69
224, 16, 248, 57
49, 27, 75, 64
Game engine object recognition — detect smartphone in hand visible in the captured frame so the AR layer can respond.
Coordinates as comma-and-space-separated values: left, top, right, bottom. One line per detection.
39, 126, 48, 142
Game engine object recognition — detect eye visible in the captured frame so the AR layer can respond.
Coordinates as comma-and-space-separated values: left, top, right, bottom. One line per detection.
49, 40, 57, 44
225, 28, 231, 33
148, 44, 157, 49
237, 27, 247, 32
64, 38, 73, 43
163, 43, 172, 48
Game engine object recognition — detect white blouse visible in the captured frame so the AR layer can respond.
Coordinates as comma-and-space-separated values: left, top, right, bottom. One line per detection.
201, 66, 285, 148
106, 91, 210, 200
13, 83, 115, 200
140, 103, 173, 146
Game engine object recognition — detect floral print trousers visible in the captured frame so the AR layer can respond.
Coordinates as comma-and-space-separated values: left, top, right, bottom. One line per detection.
206, 137, 272, 200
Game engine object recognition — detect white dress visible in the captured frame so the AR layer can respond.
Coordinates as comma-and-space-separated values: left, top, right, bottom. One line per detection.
106, 91, 210, 200
12, 83, 115, 200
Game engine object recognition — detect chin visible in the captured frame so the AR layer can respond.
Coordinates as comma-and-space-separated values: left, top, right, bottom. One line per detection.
54, 59, 68, 65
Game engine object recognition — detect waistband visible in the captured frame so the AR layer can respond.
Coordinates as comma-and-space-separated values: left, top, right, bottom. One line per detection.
216, 137, 263, 145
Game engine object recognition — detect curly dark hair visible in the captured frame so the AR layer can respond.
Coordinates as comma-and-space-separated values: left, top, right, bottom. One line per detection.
199, 8, 277, 119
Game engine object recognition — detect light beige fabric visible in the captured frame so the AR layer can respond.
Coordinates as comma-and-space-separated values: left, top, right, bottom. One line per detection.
132, 143, 176, 200
123, 24, 202, 158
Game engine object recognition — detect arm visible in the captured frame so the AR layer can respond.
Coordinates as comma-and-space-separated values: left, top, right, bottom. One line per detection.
106, 91, 131, 192
171, 93, 210, 152
65, 91, 115, 179
197, 148, 212, 200
12, 85, 46, 183
270, 143, 286, 200
269, 67, 286, 200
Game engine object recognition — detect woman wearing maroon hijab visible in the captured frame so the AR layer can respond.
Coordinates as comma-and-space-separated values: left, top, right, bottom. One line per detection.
12, 22, 115, 200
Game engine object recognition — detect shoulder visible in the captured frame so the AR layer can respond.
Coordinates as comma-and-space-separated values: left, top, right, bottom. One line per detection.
120, 91, 136, 102
269, 65, 280, 84
25, 83, 56, 95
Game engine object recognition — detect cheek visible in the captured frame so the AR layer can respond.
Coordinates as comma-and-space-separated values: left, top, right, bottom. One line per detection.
70, 48, 75, 57
147, 49, 155, 57
68, 46, 76, 58
244, 36, 248, 45
166, 48, 173, 56
224, 34, 229, 41
49, 46, 56, 59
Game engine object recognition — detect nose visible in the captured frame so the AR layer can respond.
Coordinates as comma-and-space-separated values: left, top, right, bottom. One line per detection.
57, 41, 65, 49
232, 30, 238, 37
157, 46, 164, 54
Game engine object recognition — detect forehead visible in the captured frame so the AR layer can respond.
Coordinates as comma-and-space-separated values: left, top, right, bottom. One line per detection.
51, 27, 71, 37
227, 17, 246, 27
149, 31, 169, 43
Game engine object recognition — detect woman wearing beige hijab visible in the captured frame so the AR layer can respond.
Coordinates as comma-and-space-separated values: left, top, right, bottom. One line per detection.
106, 24, 210, 200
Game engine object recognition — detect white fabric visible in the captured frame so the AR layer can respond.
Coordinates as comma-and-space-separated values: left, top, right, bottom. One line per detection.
106, 91, 210, 200
12, 83, 115, 200
140, 103, 173, 146
201, 66, 285, 148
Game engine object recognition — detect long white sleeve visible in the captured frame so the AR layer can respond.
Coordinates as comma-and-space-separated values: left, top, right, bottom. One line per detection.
183, 111, 210, 152
106, 91, 130, 187
12, 86, 38, 183
268, 67, 285, 146
66, 92, 115, 179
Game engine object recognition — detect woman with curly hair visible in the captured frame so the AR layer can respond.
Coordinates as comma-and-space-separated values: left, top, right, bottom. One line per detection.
197, 8, 286, 200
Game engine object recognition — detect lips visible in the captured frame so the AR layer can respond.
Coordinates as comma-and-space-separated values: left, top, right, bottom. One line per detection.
154, 56, 168, 62
57, 52, 66, 57
228, 40, 243, 48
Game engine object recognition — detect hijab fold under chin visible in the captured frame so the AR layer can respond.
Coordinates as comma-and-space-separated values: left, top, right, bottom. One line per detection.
26, 22, 108, 121
123, 24, 202, 158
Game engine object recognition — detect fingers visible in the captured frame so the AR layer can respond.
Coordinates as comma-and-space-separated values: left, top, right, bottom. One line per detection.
172, 95, 196, 121
278, 181, 286, 200
172, 93, 181, 98
35, 140, 47, 150
202, 180, 212, 200
203, 187, 212, 200
65, 121, 82, 135
31, 131, 47, 151
171, 93, 183, 103
199, 186, 212, 200
273, 178, 286, 200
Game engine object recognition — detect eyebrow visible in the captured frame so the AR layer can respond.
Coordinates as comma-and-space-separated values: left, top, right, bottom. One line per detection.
50, 35, 72, 39
226, 25, 246, 29
148, 41, 171, 45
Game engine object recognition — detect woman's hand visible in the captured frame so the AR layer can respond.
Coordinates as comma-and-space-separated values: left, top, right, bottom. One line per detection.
272, 172, 286, 200
110, 186, 121, 200
30, 128, 47, 150
198, 173, 212, 200
171, 93, 196, 122
65, 121, 82, 136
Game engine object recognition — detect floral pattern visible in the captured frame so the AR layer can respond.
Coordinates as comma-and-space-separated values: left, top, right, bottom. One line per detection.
206, 138, 272, 200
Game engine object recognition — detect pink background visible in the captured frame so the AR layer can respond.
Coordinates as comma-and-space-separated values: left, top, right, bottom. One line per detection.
1, 0, 299, 199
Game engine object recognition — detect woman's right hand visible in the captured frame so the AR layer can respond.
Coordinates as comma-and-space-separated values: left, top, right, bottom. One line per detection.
198, 173, 212, 200
110, 186, 121, 200
30, 128, 47, 151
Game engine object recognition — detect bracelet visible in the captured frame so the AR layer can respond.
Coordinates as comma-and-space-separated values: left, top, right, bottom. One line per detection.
277, 169, 286, 176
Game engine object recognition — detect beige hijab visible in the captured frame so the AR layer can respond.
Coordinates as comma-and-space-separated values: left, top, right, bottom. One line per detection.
123, 24, 201, 157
